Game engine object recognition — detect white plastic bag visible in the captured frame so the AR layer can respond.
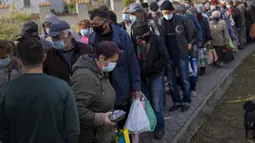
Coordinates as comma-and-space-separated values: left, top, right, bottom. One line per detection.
124, 99, 150, 134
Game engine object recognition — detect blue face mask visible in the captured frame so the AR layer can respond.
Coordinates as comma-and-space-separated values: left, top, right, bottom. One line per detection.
130, 15, 136, 22
53, 40, 65, 50
122, 14, 130, 22
164, 14, 173, 20
102, 62, 117, 72
0, 56, 11, 67
80, 29, 90, 36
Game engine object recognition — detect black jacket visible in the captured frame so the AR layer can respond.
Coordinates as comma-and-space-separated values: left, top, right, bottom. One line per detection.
158, 14, 197, 58
232, 6, 242, 29
43, 40, 94, 84
135, 33, 169, 82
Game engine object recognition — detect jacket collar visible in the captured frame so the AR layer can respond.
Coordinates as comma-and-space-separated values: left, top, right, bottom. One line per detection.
90, 24, 122, 47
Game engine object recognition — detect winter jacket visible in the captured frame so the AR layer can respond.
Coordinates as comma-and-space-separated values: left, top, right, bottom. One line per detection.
0, 60, 21, 87
210, 20, 230, 46
236, 3, 246, 26
231, 6, 242, 29
185, 13, 203, 43
159, 14, 197, 58
135, 33, 169, 83
43, 40, 93, 84
89, 24, 141, 106
246, 6, 255, 24
197, 13, 212, 44
71, 55, 116, 143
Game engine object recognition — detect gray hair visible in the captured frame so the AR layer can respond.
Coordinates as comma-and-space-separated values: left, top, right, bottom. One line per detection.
212, 11, 221, 17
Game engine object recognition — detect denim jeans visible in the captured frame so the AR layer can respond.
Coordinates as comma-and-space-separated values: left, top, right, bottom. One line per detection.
141, 76, 165, 130
167, 56, 191, 104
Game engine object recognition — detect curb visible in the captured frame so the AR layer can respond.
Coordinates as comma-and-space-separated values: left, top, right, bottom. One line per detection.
171, 46, 255, 143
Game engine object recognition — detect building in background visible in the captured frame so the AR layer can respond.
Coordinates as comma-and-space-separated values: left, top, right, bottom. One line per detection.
4, 0, 64, 14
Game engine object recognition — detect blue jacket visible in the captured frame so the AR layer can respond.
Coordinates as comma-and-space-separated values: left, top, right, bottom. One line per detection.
197, 14, 212, 44
89, 24, 141, 106
185, 13, 203, 43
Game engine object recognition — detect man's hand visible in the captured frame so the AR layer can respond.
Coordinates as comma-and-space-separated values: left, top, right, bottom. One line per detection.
188, 44, 192, 50
134, 91, 142, 99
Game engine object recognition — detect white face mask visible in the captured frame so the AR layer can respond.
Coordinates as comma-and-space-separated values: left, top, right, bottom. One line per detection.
210, 5, 217, 10
226, 5, 231, 8
46, 28, 50, 34
102, 62, 117, 72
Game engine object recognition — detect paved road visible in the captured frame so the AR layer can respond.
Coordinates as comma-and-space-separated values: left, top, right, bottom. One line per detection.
139, 45, 255, 143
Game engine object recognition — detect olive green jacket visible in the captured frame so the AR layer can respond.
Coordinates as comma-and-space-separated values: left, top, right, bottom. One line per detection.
71, 55, 116, 143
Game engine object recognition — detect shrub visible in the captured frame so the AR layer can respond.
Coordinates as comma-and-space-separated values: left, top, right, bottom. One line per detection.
0, 2, 32, 41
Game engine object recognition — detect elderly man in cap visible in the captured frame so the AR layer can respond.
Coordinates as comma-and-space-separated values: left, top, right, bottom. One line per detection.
132, 20, 169, 139
159, 1, 196, 112
18, 21, 53, 50
43, 20, 93, 84
42, 13, 82, 42
129, 3, 163, 37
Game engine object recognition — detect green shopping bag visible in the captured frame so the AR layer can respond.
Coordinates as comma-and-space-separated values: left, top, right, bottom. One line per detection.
132, 93, 157, 131
228, 39, 235, 49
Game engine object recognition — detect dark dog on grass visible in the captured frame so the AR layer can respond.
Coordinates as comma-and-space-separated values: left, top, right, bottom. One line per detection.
244, 100, 255, 138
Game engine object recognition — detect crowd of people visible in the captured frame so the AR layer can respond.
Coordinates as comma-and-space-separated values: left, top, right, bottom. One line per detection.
0, 0, 255, 142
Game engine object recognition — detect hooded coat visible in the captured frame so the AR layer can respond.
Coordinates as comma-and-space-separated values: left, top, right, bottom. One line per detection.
70, 55, 116, 143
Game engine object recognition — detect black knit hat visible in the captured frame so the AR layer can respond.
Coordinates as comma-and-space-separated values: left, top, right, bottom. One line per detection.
132, 21, 150, 36
150, 2, 159, 12
160, 0, 175, 11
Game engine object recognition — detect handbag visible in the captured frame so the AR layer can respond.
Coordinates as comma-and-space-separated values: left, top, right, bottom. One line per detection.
207, 46, 218, 65
250, 24, 255, 39
116, 126, 130, 143
222, 48, 234, 63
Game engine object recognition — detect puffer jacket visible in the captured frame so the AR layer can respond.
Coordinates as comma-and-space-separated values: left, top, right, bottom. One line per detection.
70, 55, 116, 143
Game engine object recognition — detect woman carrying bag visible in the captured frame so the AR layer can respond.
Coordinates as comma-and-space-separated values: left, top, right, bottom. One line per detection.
71, 41, 121, 143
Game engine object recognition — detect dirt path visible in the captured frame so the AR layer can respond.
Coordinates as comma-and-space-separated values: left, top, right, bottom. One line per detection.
190, 51, 255, 143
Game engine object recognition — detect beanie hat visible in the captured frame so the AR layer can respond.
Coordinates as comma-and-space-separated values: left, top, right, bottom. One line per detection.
160, 0, 175, 11
150, 2, 159, 12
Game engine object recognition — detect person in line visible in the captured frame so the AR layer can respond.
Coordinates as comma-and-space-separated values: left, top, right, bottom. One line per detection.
246, 0, 255, 42
41, 13, 82, 42
141, 2, 149, 13
119, 6, 133, 35
0, 38, 80, 143
129, 3, 163, 37
149, 2, 163, 24
159, 1, 195, 112
89, 9, 141, 128
43, 20, 93, 83
190, 5, 212, 76
18, 21, 53, 50
210, 11, 230, 67
0, 40, 21, 86
78, 19, 93, 44
132, 21, 169, 139
174, 4, 199, 97
234, 0, 247, 46
226, 0, 244, 49
71, 41, 121, 143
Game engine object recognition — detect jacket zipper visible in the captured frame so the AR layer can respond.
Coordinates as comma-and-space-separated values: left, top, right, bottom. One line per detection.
143, 42, 152, 83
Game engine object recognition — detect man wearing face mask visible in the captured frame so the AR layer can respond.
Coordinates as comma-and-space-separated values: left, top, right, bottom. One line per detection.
89, 9, 141, 128
18, 21, 53, 50
159, 1, 196, 112
0, 40, 21, 87
43, 20, 93, 84
132, 21, 169, 140
119, 6, 132, 35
